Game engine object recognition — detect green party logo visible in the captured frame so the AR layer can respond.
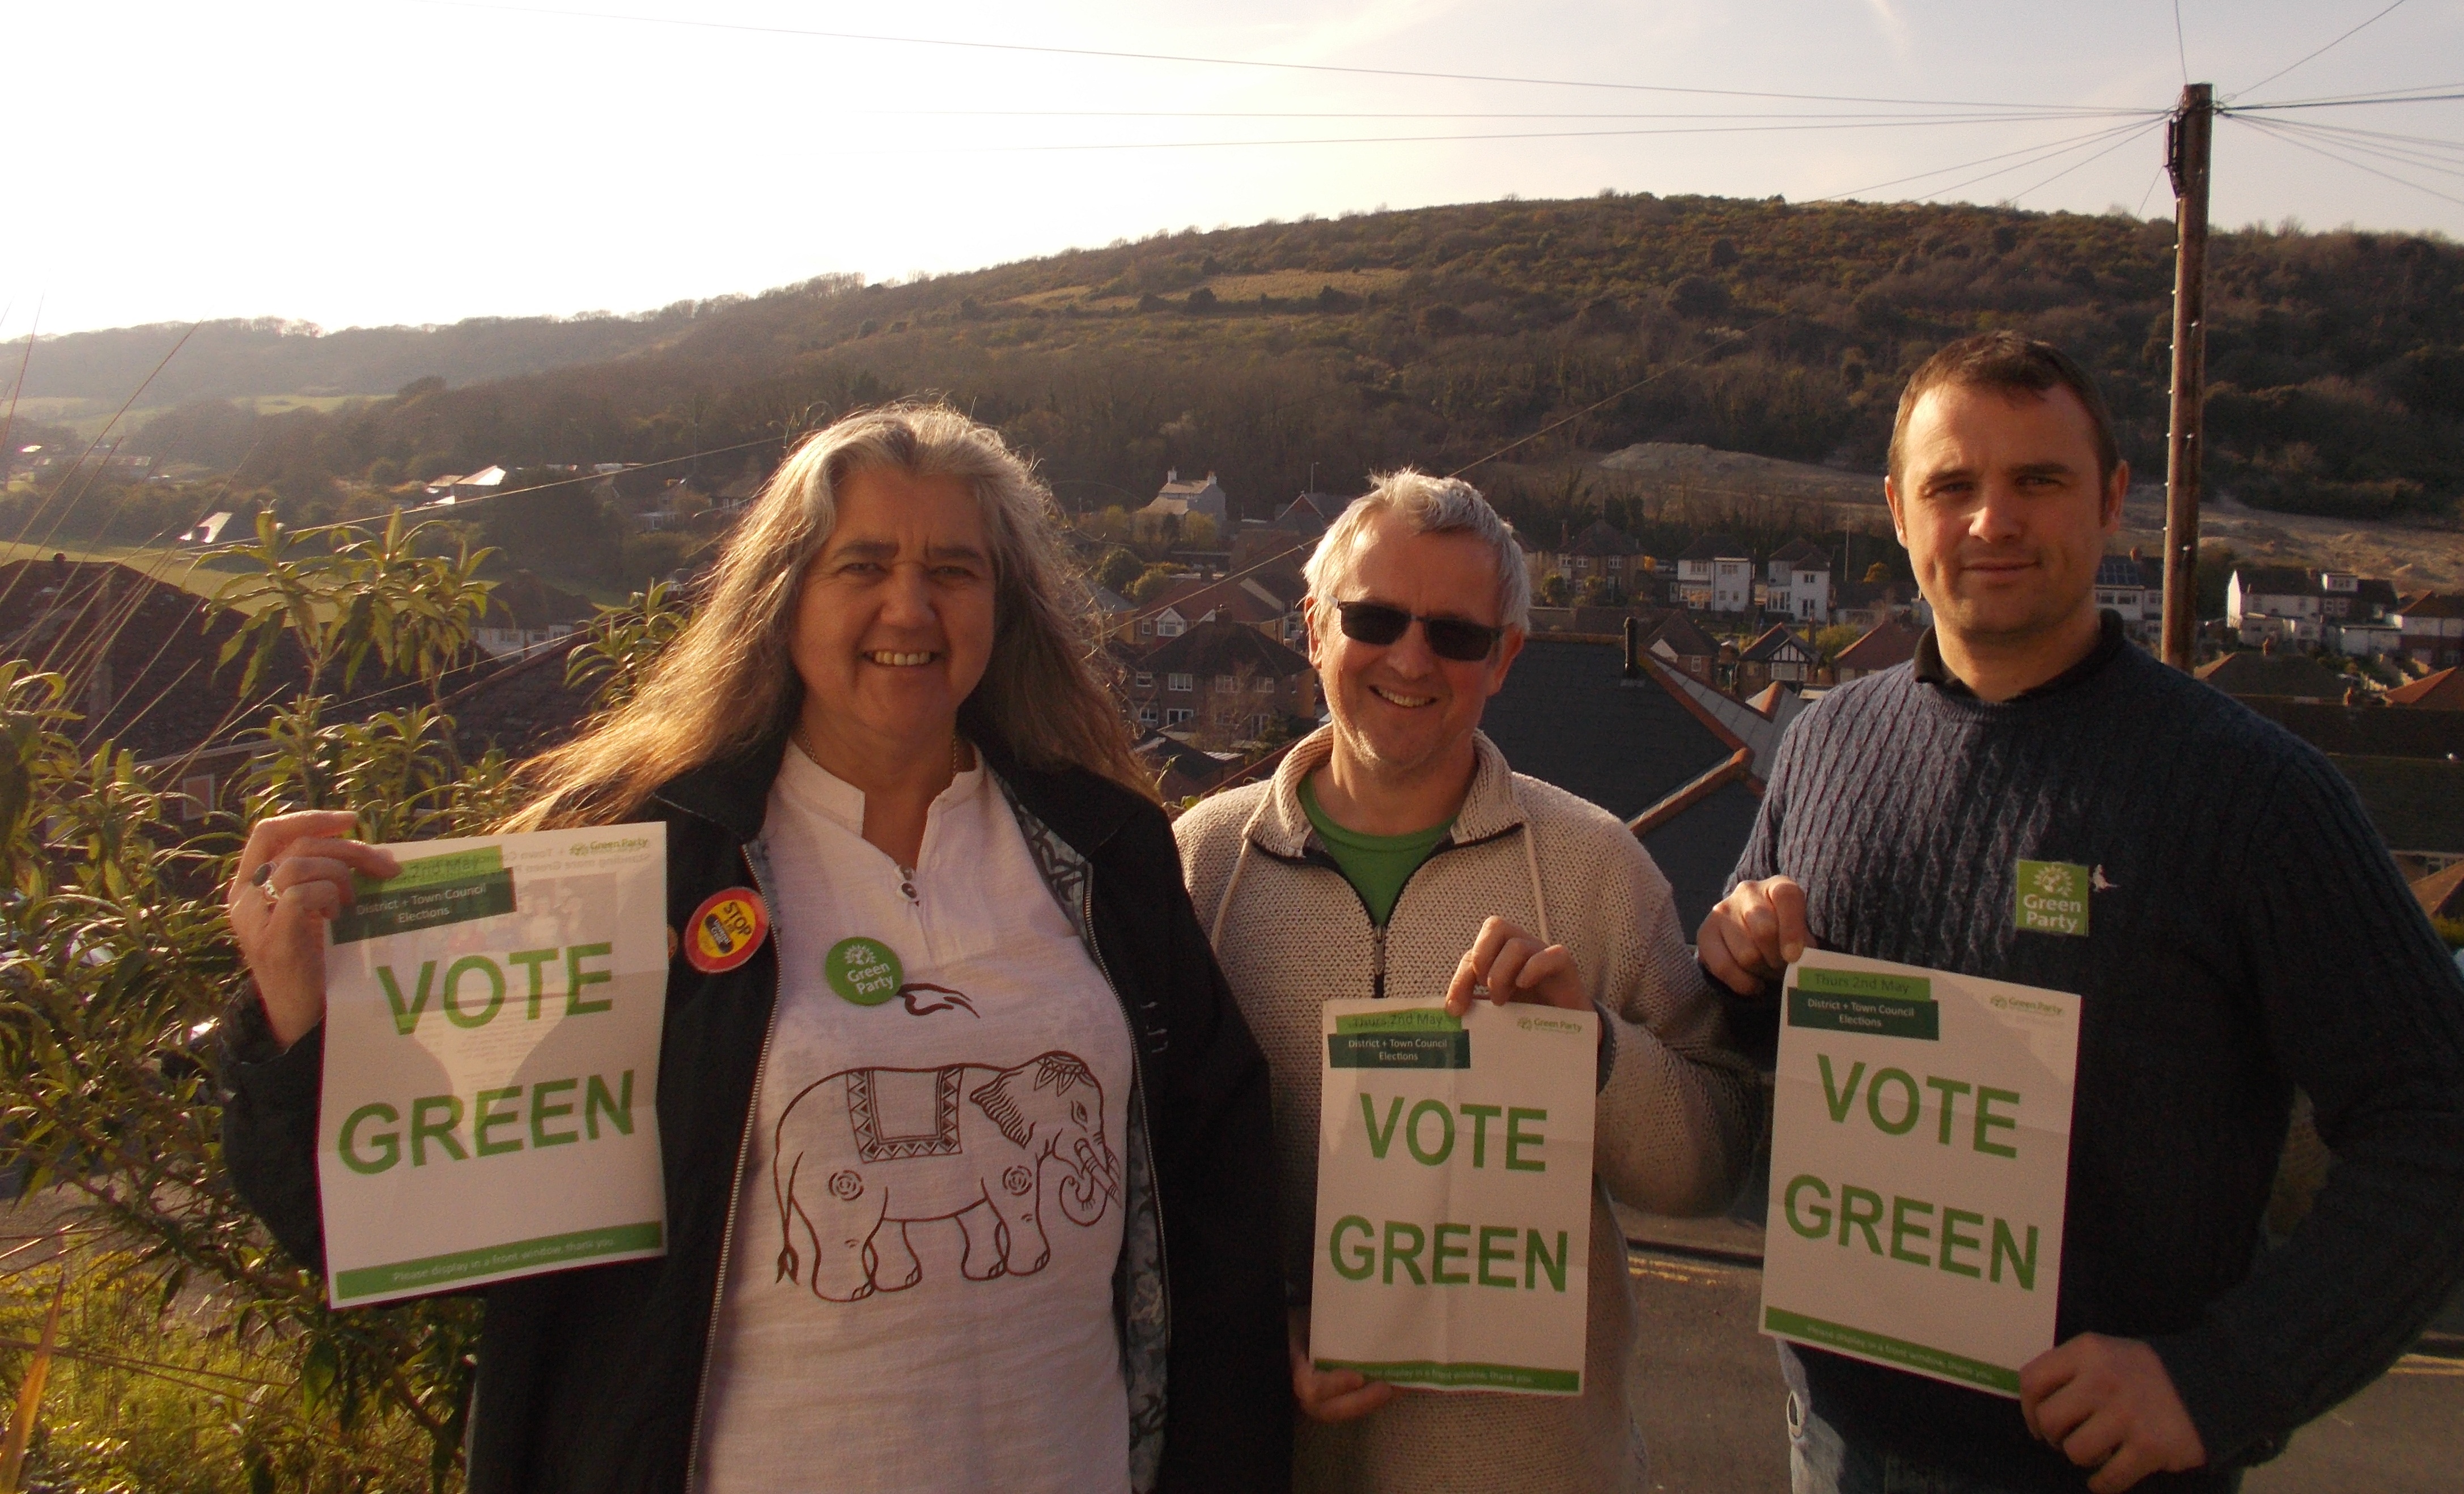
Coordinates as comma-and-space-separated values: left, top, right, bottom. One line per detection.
2015, 860, 2089, 937
826, 937, 905, 1006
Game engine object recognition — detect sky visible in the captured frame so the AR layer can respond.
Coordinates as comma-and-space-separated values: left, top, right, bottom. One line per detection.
7, 0, 2463, 338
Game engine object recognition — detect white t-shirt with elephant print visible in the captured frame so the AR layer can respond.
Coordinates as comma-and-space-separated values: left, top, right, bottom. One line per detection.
695, 748, 1134, 1494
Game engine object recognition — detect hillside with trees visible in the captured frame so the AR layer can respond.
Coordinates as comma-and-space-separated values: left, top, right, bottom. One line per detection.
4, 305, 711, 404
17, 193, 2463, 585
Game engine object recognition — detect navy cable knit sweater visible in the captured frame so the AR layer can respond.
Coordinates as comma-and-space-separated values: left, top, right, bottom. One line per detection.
1729, 616, 2464, 1492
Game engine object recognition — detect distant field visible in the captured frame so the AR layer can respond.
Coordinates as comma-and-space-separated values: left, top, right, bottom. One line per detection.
1017, 267, 1411, 312
6, 392, 380, 442
0, 540, 249, 599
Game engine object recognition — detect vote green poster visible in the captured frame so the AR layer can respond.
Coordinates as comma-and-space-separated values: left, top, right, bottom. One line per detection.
316, 825, 670, 1308
1309, 998, 1598, 1395
1761, 951, 2081, 1395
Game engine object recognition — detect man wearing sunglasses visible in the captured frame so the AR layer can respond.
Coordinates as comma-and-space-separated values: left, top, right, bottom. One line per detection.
1176, 469, 1757, 1493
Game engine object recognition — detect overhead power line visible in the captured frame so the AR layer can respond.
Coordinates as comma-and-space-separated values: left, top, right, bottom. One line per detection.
2230, 114, 2464, 208
410, 0, 2101, 112
2232, 0, 2416, 101
1808, 118, 2156, 204
2232, 90, 2464, 111
2232, 78, 2463, 107
872, 106, 2138, 122
976, 111, 2160, 155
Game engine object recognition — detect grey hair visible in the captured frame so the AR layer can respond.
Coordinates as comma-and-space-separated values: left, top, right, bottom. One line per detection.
1303, 468, 1533, 631
508, 401, 1152, 828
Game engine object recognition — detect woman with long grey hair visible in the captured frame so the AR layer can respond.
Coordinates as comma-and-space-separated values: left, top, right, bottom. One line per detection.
220, 404, 1290, 1494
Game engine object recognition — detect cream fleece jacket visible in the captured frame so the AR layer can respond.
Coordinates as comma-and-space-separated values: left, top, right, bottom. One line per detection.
1175, 727, 1757, 1494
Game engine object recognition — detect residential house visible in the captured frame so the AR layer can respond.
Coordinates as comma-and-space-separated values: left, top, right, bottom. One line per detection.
713, 466, 767, 513
2387, 667, 2464, 710
1088, 585, 1136, 643
1477, 629, 1763, 931
1528, 605, 1662, 636
1120, 619, 1316, 740
1832, 576, 1931, 631
180, 511, 235, 546
2228, 566, 2320, 645
2228, 565, 2400, 651
1136, 468, 1229, 533
1831, 617, 1921, 683
2333, 754, 2464, 880
2394, 593, 2464, 670
1273, 491, 1357, 537
2412, 862, 2464, 922
424, 465, 508, 503
0, 558, 312, 761
1644, 609, 1722, 683
1563, 520, 1646, 597
2238, 698, 2464, 761
1737, 624, 1818, 691
1763, 540, 1833, 624
1676, 534, 1754, 614
2194, 646, 2350, 703
1130, 572, 1299, 646
2093, 550, 2164, 642
1134, 730, 1239, 801
474, 572, 593, 657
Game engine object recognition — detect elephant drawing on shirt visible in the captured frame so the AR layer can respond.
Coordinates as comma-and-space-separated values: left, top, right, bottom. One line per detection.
770, 1051, 1119, 1303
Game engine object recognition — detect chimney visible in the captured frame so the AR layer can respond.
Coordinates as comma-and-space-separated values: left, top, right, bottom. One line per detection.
1167, 468, 1178, 483
1623, 615, 1643, 678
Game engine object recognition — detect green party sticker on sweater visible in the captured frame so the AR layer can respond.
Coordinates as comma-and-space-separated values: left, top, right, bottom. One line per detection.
2015, 860, 2090, 936
826, 937, 904, 1005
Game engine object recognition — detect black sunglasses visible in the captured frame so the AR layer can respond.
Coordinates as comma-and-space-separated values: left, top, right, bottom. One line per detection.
1333, 601, 1505, 662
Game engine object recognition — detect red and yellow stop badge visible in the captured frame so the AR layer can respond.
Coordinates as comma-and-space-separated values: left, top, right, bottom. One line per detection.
683, 887, 769, 973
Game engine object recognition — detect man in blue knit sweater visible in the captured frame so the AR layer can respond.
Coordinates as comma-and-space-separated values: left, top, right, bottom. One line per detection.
1700, 332, 2464, 1494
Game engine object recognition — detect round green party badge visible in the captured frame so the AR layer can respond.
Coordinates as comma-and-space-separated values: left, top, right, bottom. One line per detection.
826, 936, 905, 1007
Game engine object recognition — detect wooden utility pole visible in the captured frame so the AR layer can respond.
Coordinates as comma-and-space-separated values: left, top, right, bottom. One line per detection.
2160, 83, 2213, 670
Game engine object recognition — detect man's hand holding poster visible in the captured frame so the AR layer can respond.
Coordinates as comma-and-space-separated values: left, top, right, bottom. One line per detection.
316, 825, 670, 1307
1310, 998, 1597, 1395
1761, 950, 2081, 1394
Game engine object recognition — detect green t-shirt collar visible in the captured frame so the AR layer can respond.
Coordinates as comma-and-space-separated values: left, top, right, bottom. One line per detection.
1299, 778, 1454, 927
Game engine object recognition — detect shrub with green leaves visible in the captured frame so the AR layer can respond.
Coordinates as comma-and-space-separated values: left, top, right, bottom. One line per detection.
0, 519, 692, 1492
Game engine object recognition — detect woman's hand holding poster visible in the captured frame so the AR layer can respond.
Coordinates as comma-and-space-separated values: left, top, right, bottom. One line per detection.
1310, 999, 1597, 1395
1760, 950, 2081, 1395
315, 825, 671, 1307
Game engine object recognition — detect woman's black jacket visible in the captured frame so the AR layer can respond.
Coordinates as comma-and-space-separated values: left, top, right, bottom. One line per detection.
220, 735, 1291, 1493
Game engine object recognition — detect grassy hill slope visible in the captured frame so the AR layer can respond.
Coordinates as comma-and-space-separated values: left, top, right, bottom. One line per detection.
25, 194, 2464, 553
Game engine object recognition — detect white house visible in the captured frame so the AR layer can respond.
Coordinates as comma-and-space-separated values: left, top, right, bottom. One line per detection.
1138, 469, 1229, 530
1763, 538, 1833, 624
2394, 593, 2464, 670
2228, 566, 2322, 646
2228, 565, 2399, 650
422, 465, 508, 504
1676, 534, 1753, 614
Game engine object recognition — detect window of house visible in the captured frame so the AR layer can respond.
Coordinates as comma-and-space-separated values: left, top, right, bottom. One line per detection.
1133, 672, 1154, 689
1139, 619, 1153, 636
1167, 673, 1194, 692
1214, 674, 1237, 692
1165, 707, 1194, 725
1253, 676, 1275, 692
1136, 704, 1159, 725
1156, 619, 1184, 637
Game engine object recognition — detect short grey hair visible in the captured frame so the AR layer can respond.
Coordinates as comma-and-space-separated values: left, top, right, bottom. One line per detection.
1303, 468, 1532, 631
